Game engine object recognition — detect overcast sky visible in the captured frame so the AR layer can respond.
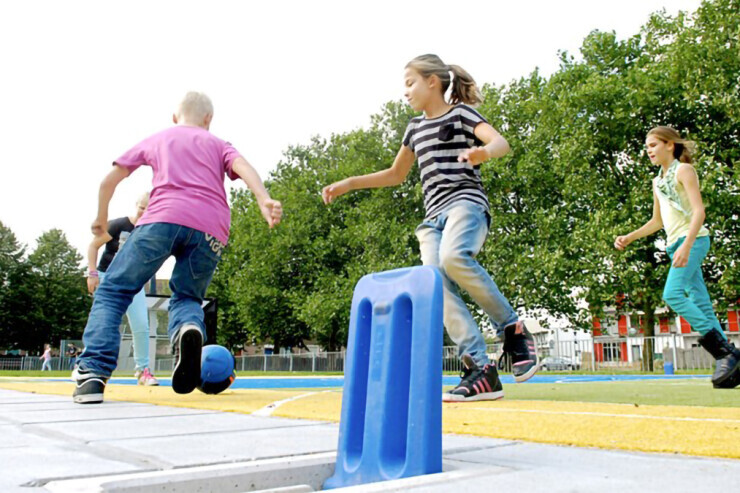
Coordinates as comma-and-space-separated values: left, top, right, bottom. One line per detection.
0, 0, 702, 277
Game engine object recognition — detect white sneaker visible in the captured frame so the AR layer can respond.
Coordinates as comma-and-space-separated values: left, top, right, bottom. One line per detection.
135, 368, 160, 386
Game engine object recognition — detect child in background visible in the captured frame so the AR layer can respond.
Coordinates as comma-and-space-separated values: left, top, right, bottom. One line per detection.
87, 192, 159, 386
615, 126, 739, 389
40, 344, 52, 371
73, 92, 282, 403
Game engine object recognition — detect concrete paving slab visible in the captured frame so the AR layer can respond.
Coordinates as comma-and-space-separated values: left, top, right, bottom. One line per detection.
1, 402, 213, 424
27, 413, 331, 442
1, 387, 738, 492
96, 423, 340, 467
446, 442, 740, 492
0, 443, 142, 489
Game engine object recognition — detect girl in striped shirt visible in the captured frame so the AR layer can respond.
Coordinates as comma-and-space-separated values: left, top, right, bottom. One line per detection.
322, 54, 539, 402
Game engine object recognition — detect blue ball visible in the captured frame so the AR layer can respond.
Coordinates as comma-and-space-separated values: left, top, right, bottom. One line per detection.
197, 345, 236, 395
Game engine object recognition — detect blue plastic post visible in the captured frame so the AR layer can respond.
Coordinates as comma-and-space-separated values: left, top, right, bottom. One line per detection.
323, 266, 443, 490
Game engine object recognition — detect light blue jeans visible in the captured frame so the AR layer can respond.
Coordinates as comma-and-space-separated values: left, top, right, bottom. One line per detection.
416, 201, 518, 367
77, 223, 222, 377
98, 270, 150, 372
664, 235, 724, 339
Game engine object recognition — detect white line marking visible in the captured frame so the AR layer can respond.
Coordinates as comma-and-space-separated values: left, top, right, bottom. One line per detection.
466, 407, 740, 424
252, 390, 336, 417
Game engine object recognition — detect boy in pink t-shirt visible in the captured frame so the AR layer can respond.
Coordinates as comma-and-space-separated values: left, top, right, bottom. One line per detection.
73, 92, 282, 404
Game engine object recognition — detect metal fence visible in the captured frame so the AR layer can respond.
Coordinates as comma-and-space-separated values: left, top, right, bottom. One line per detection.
5, 334, 737, 373
0, 357, 77, 372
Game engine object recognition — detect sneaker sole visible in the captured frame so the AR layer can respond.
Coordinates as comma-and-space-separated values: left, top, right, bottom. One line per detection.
513, 362, 539, 383
711, 359, 740, 386
443, 391, 504, 402
73, 393, 104, 404
172, 326, 203, 394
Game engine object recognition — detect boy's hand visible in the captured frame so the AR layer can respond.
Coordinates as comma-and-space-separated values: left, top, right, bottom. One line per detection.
322, 179, 351, 205
259, 198, 283, 228
614, 235, 631, 251
91, 216, 108, 236
458, 147, 490, 166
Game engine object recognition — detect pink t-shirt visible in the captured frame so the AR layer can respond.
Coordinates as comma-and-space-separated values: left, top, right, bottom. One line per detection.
114, 126, 241, 244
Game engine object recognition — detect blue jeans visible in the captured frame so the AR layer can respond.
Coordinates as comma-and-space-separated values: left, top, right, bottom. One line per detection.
98, 271, 150, 371
416, 201, 518, 367
77, 223, 222, 377
664, 235, 724, 339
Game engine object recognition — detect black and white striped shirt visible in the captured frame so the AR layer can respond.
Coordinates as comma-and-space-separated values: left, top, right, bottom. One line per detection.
402, 104, 490, 220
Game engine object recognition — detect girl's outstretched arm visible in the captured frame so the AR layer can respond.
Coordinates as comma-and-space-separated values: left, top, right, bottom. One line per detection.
92, 165, 130, 236
322, 145, 415, 205
614, 188, 663, 250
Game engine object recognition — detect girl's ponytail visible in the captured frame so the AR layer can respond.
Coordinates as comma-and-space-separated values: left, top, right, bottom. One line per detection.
448, 64, 482, 105
406, 54, 482, 106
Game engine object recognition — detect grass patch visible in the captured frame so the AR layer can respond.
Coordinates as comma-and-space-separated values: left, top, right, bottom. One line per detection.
496, 379, 739, 407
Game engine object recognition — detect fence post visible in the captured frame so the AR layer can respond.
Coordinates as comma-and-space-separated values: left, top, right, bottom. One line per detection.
289, 353, 293, 372
263, 355, 267, 372
312, 352, 316, 373
671, 333, 678, 371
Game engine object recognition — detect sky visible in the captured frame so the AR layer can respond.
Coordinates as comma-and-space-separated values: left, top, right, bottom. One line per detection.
0, 0, 703, 278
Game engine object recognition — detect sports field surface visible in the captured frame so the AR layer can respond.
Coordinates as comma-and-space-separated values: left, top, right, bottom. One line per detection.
2, 373, 738, 460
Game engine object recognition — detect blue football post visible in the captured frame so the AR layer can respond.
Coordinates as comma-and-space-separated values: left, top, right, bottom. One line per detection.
323, 266, 444, 489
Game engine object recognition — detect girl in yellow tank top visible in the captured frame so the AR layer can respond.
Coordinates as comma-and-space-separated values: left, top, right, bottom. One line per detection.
614, 126, 739, 389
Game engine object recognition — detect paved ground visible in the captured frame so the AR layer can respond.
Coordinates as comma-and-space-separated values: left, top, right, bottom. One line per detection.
2, 387, 740, 492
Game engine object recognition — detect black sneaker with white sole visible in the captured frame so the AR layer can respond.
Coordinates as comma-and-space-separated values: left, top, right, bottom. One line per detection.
500, 320, 539, 383
171, 324, 203, 394
72, 367, 108, 404
443, 354, 504, 402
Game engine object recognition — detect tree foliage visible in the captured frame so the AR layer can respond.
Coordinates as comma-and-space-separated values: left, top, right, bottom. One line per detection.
213, 0, 739, 351
0, 224, 90, 352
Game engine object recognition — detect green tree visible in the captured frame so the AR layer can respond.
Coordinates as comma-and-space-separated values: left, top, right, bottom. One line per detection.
0, 221, 36, 350
213, 0, 740, 357
25, 229, 90, 351
212, 101, 419, 350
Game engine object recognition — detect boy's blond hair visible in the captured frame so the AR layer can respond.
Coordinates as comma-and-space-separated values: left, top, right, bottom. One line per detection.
176, 92, 214, 124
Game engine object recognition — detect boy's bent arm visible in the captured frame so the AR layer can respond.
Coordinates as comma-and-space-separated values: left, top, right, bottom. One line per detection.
231, 157, 282, 228
92, 165, 130, 236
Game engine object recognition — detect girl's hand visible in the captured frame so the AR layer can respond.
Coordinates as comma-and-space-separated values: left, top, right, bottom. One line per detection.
614, 235, 632, 250
458, 147, 490, 166
259, 198, 283, 228
322, 179, 351, 205
91, 216, 108, 236
87, 276, 99, 295
672, 243, 691, 268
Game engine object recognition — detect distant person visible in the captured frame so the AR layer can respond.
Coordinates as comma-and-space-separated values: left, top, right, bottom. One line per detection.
87, 192, 159, 386
40, 344, 52, 371
322, 54, 539, 402
73, 91, 282, 404
615, 126, 739, 389
66, 344, 80, 370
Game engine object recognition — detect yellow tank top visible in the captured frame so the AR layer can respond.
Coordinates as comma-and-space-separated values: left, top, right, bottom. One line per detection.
653, 162, 709, 247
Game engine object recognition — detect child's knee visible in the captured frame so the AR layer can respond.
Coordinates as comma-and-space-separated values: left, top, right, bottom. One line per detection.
662, 287, 683, 308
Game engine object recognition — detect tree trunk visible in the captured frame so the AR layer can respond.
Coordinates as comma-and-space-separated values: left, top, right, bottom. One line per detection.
641, 300, 655, 372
